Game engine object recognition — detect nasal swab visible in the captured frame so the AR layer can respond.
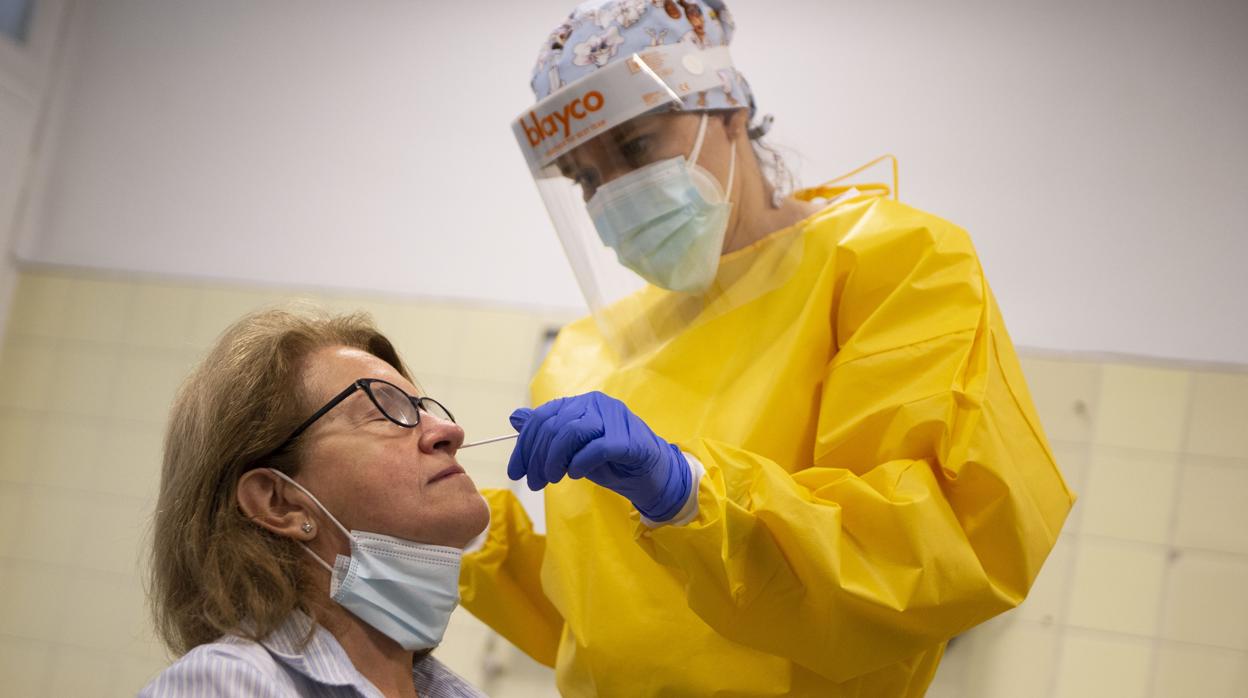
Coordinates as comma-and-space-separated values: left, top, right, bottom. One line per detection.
461, 433, 519, 449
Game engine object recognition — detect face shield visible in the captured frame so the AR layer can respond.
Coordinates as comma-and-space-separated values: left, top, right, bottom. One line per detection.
515, 44, 802, 358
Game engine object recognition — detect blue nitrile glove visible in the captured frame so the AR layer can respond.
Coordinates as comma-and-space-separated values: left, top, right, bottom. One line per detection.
507, 391, 692, 522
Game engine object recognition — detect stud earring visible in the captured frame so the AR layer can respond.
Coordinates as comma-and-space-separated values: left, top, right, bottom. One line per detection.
301, 521, 314, 534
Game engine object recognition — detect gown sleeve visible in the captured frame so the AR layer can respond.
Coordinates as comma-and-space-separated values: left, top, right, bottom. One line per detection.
459, 488, 563, 667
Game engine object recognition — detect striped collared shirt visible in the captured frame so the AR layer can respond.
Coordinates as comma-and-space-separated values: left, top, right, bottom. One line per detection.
139, 612, 486, 697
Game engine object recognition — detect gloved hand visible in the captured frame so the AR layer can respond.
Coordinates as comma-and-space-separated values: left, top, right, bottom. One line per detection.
507, 391, 692, 522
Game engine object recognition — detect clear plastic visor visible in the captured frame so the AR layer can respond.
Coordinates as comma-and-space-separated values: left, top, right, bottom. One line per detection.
533, 109, 741, 355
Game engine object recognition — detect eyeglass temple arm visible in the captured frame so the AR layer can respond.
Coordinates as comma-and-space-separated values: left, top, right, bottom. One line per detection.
273, 381, 363, 454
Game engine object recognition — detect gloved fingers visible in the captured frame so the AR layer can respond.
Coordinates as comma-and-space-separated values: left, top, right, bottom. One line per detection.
525, 397, 587, 491
589, 392, 650, 461
567, 436, 630, 480
505, 408, 534, 482
508, 407, 532, 432
509, 399, 562, 490
506, 441, 526, 483
535, 400, 591, 486
544, 408, 604, 485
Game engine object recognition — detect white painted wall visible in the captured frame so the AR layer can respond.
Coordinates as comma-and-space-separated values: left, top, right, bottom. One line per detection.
16, 0, 1248, 363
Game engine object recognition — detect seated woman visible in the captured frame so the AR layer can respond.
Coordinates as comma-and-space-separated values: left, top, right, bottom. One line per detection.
142, 308, 490, 697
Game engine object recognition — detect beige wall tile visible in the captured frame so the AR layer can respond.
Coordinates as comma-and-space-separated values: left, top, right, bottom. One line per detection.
62, 278, 134, 344
1154, 644, 1248, 698
57, 571, 144, 651
1186, 371, 1248, 459
6, 272, 71, 338
0, 482, 27, 558
455, 309, 542, 384
34, 420, 106, 490
1173, 458, 1248, 555
1019, 357, 1100, 443
1053, 632, 1152, 698
0, 636, 52, 697
1067, 539, 1165, 637
0, 336, 57, 411
50, 343, 120, 418
114, 352, 199, 424
1079, 447, 1178, 545
378, 304, 468, 380
48, 644, 119, 696
0, 411, 40, 483
1017, 536, 1074, 625
0, 560, 71, 641
452, 381, 527, 491
77, 495, 148, 577
6, 488, 90, 568
1093, 365, 1190, 452
1161, 551, 1248, 651
93, 424, 164, 499
964, 615, 1059, 698
123, 283, 202, 350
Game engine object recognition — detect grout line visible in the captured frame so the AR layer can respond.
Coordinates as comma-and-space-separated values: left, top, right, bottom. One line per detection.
0, 477, 154, 507
1080, 440, 1248, 470
1059, 622, 1248, 656
1045, 360, 1101, 698
1017, 346, 1248, 375
13, 260, 589, 319
1004, 615, 1248, 656
1144, 370, 1198, 698
1068, 532, 1248, 562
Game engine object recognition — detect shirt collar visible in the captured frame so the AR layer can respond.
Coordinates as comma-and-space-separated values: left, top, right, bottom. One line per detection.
258, 611, 363, 688
256, 612, 483, 696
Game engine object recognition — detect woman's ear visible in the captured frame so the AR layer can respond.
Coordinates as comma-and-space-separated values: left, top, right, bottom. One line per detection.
237, 469, 318, 542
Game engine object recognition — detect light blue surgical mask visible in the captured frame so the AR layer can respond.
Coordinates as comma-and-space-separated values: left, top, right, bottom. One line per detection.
269, 469, 462, 651
587, 113, 736, 293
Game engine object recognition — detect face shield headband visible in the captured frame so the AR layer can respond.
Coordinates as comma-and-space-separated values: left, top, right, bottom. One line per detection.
513, 44, 736, 174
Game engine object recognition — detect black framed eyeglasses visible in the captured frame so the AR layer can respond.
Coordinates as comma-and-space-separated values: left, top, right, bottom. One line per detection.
268, 378, 455, 457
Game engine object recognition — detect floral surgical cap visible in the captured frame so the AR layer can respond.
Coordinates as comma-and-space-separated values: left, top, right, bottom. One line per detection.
530, 0, 756, 118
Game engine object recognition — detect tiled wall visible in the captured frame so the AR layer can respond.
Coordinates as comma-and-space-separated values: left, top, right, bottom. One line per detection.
0, 268, 1245, 697
928, 361, 1248, 698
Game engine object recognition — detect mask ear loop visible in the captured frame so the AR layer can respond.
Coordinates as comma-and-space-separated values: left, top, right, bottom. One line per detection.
268, 469, 351, 575
688, 112, 710, 165
688, 112, 736, 202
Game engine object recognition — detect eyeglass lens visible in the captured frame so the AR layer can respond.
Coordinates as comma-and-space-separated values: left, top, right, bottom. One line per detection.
368, 381, 454, 426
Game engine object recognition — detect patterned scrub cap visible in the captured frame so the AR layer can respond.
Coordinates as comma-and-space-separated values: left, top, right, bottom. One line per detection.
530, 0, 755, 118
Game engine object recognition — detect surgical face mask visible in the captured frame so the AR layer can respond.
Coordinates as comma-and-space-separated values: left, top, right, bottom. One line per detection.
587, 113, 736, 293
268, 469, 461, 651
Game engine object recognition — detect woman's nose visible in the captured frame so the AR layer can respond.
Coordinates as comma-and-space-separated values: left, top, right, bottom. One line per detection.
419, 413, 464, 454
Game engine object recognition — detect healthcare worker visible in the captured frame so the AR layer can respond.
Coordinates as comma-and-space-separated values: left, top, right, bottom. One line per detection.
460, 1, 1075, 696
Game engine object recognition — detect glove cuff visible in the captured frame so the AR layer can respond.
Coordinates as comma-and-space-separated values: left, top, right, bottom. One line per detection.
634, 443, 692, 522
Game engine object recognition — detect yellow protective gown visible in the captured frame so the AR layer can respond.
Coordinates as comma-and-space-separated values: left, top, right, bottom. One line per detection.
460, 192, 1075, 697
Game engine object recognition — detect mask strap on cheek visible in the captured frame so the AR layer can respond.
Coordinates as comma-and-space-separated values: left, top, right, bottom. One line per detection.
267, 468, 353, 574
688, 112, 710, 165
688, 112, 735, 199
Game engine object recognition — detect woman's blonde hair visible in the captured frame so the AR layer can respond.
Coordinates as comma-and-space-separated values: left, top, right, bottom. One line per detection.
150, 306, 411, 655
